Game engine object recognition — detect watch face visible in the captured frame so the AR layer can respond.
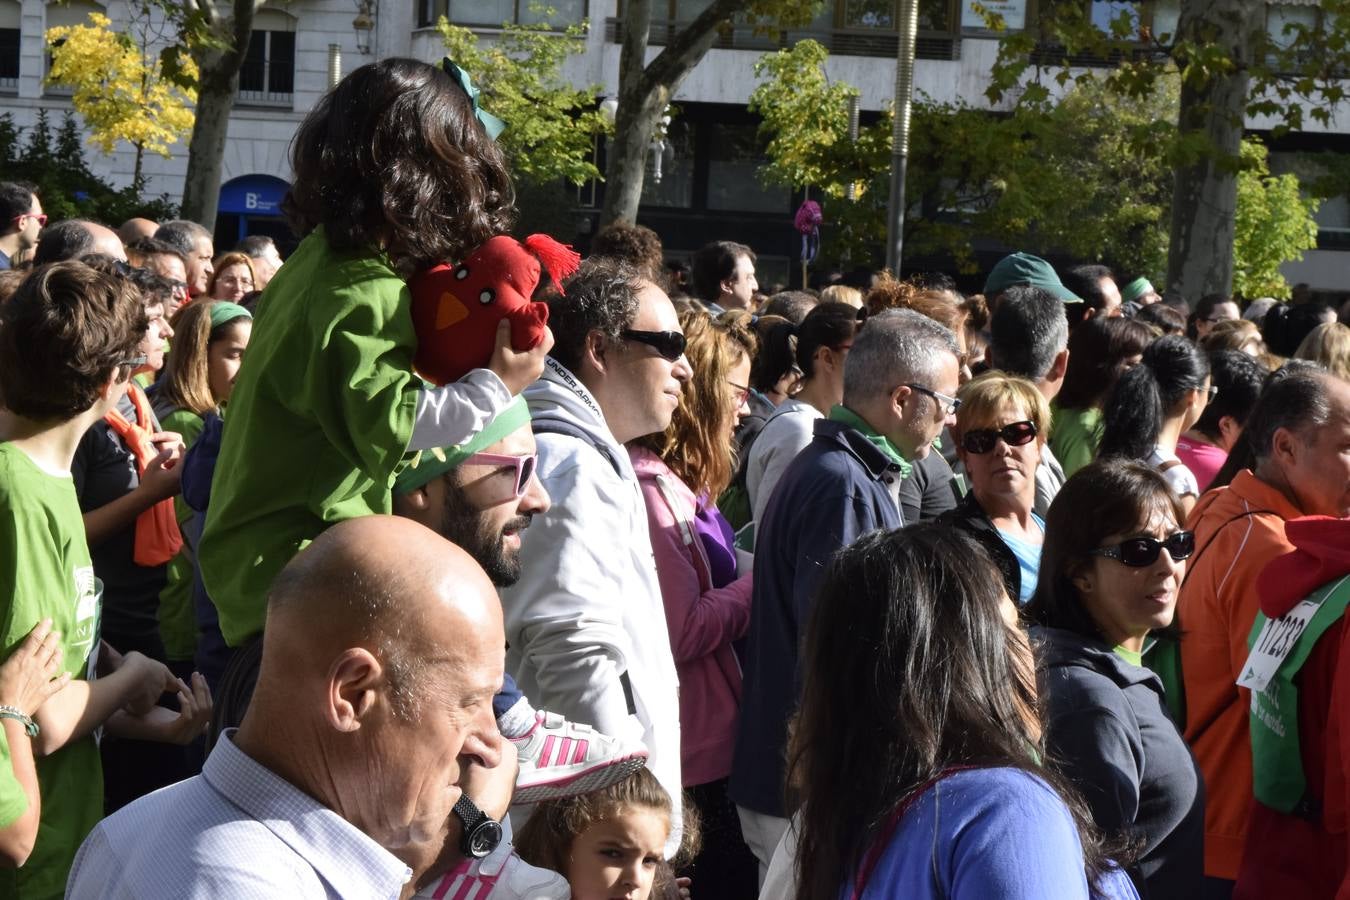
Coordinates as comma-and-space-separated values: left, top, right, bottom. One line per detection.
467, 819, 504, 859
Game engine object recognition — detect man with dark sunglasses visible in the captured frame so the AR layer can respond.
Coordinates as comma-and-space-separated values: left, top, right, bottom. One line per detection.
0, 182, 43, 271
1174, 370, 1350, 891
498, 258, 693, 858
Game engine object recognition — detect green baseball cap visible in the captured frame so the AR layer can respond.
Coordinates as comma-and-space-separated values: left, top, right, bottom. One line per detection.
984, 252, 1082, 304
394, 396, 533, 494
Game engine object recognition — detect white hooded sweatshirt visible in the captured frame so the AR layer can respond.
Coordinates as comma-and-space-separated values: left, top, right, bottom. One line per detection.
500, 358, 683, 853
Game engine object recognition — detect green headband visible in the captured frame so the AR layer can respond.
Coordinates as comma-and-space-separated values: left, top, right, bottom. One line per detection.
209, 301, 252, 330
394, 397, 532, 494
1120, 277, 1155, 304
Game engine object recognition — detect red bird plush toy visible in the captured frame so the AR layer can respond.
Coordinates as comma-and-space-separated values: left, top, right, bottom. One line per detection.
409, 233, 581, 386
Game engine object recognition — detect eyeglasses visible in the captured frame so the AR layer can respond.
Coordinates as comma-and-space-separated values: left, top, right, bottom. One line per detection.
12, 213, 47, 228
904, 383, 961, 415
728, 381, 751, 405
621, 329, 686, 362
961, 420, 1037, 454
463, 452, 537, 498
1091, 531, 1195, 567
116, 354, 148, 381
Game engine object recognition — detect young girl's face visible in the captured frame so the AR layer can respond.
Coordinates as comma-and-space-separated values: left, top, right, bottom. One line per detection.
566, 805, 669, 900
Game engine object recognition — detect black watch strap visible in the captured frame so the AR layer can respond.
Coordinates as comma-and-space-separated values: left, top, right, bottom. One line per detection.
453, 794, 502, 859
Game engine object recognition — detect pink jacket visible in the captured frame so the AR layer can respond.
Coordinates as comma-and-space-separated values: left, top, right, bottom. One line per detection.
630, 446, 753, 786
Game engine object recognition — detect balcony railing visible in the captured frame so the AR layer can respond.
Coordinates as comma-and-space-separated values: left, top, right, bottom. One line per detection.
237, 56, 294, 108
604, 18, 962, 62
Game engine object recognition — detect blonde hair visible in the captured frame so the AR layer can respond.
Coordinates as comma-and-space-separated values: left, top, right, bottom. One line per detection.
514, 767, 700, 886
819, 284, 862, 309
954, 371, 1052, 443
208, 252, 256, 296
1201, 318, 1264, 356
1295, 321, 1350, 380
158, 301, 250, 415
635, 308, 758, 498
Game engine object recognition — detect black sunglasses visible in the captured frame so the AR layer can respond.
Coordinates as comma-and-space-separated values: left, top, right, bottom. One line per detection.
1091, 531, 1195, 567
621, 329, 686, 361
961, 420, 1037, 454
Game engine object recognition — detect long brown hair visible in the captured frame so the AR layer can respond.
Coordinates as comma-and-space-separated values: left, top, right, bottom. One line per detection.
790, 523, 1118, 899
635, 308, 758, 498
157, 301, 250, 415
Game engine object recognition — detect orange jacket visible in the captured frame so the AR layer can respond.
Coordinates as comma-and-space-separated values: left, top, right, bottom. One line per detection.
1178, 469, 1303, 880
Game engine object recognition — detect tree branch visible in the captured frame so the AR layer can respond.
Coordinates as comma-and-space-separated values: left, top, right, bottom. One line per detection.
640, 0, 747, 96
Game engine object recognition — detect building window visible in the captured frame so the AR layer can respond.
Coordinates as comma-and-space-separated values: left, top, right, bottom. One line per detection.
640, 120, 696, 209
43, 0, 105, 97
238, 10, 295, 108
706, 123, 790, 215
437, 0, 587, 28
0, 0, 16, 93
0, 29, 18, 93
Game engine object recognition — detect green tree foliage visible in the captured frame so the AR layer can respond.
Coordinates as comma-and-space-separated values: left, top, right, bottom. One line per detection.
438, 12, 608, 188
979, 0, 1350, 295
1233, 142, 1320, 299
750, 40, 1320, 289
983, 0, 1350, 138
0, 110, 178, 224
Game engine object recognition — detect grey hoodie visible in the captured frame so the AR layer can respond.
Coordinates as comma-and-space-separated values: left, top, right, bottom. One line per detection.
1034, 625, 1204, 900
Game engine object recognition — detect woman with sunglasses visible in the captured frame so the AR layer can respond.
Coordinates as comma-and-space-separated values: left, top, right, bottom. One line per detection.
1027, 460, 1204, 900
940, 372, 1049, 605
1098, 336, 1212, 514
629, 309, 760, 898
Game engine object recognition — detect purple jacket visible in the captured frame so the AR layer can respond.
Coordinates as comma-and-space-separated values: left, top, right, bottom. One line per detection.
630, 446, 753, 786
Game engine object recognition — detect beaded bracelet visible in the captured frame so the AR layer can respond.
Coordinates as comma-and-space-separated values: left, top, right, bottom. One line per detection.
0, 706, 37, 738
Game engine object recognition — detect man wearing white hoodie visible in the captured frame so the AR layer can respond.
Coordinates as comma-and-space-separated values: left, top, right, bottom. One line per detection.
500, 258, 693, 854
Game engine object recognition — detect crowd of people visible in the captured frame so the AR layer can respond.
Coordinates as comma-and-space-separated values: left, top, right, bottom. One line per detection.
0, 55, 1348, 900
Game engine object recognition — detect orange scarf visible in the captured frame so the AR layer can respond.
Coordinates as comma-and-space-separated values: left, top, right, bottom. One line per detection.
103, 385, 183, 566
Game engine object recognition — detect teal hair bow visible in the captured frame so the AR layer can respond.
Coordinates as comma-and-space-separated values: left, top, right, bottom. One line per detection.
441, 57, 506, 140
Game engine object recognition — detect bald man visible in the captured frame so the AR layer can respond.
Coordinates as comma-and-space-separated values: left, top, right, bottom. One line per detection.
32, 220, 126, 265
117, 218, 158, 255
67, 517, 513, 899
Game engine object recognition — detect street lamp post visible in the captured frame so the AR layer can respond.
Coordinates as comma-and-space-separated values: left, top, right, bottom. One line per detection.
885, 0, 920, 274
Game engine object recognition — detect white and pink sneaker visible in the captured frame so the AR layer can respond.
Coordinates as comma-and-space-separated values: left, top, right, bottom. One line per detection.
510, 710, 648, 805
415, 840, 568, 900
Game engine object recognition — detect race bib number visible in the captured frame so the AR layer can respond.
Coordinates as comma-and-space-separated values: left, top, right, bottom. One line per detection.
1238, 599, 1319, 694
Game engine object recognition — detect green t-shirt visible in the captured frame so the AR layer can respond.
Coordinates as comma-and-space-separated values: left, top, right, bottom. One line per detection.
0, 727, 27, 830
156, 408, 206, 662
1050, 404, 1103, 478
198, 230, 420, 645
0, 443, 103, 900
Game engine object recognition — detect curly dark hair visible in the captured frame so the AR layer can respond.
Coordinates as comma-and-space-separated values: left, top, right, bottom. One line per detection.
0, 262, 147, 420
589, 222, 664, 284
547, 257, 643, 374
283, 58, 515, 277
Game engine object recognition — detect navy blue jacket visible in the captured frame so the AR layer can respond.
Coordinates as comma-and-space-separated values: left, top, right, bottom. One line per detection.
730, 419, 904, 816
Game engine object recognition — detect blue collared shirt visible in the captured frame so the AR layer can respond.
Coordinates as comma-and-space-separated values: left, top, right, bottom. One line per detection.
66, 730, 413, 899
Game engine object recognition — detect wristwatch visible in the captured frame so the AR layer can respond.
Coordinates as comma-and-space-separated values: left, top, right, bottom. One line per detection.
453, 794, 503, 859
